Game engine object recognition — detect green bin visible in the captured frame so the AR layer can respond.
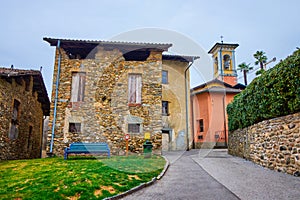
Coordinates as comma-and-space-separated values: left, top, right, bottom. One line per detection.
143, 140, 153, 158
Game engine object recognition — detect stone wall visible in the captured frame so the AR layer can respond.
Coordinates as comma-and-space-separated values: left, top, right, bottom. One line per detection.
48, 48, 163, 156
0, 77, 44, 160
228, 112, 300, 176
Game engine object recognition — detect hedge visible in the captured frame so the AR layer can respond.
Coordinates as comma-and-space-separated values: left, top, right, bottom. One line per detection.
227, 48, 300, 131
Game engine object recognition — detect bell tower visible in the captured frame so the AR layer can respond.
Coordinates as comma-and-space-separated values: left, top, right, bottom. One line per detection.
208, 40, 239, 86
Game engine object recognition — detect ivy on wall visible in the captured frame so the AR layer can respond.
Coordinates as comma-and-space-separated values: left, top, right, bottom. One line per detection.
227, 49, 300, 131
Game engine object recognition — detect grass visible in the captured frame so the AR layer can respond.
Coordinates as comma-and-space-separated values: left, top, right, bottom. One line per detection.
0, 155, 166, 200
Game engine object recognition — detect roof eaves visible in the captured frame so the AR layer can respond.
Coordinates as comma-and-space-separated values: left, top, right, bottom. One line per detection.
162, 54, 200, 62
208, 43, 239, 54
43, 37, 172, 51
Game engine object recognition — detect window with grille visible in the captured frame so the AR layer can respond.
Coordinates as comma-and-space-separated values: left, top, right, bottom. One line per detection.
128, 124, 140, 133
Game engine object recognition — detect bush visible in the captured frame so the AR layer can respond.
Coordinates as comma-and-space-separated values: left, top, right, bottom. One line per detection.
227, 49, 300, 131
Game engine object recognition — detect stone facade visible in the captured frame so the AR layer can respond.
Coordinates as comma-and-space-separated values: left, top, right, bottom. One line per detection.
44, 38, 194, 156
0, 68, 50, 160
228, 112, 300, 176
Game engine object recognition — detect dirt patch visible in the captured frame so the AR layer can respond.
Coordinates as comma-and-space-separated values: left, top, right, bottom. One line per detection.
101, 186, 116, 194
128, 175, 141, 180
94, 189, 102, 197
67, 193, 80, 200
113, 182, 124, 187
94, 186, 116, 198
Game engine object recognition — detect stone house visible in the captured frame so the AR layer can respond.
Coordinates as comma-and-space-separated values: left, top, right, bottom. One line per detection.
0, 67, 50, 160
44, 38, 197, 156
191, 42, 245, 148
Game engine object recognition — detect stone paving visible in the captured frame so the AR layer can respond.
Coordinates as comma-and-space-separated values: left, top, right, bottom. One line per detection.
121, 149, 300, 200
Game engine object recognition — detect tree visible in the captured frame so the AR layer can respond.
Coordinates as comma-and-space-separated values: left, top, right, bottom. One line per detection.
237, 62, 253, 85
253, 51, 267, 70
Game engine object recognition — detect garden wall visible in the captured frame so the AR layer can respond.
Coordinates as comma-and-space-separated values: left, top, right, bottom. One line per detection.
228, 112, 300, 176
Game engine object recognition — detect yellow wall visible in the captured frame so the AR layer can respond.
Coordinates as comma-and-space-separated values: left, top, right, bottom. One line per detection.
162, 60, 191, 150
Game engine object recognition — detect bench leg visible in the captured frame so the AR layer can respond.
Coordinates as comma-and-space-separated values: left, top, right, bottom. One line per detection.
64, 152, 67, 160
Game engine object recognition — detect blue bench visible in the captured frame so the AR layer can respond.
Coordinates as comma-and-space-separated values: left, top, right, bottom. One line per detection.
64, 142, 110, 160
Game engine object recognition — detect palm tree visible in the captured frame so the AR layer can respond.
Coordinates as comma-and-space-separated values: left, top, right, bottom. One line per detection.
237, 62, 253, 85
253, 51, 267, 70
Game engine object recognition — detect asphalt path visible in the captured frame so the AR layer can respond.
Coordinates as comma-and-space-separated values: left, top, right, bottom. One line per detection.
121, 149, 300, 200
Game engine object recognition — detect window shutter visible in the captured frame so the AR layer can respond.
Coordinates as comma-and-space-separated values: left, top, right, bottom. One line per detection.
128, 74, 142, 104
71, 73, 79, 102
136, 75, 141, 103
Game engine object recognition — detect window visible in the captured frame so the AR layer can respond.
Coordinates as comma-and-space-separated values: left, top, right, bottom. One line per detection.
128, 74, 142, 104
199, 119, 204, 132
9, 99, 20, 140
69, 123, 81, 133
162, 101, 169, 116
71, 72, 86, 102
162, 70, 168, 84
198, 135, 203, 140
128, 124, 140, 133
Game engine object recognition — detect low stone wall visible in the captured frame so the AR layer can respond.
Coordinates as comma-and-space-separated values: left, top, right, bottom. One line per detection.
228, 112, 300, 176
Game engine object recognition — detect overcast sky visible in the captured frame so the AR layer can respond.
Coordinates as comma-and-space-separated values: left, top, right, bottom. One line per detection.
1, 0, 299, 95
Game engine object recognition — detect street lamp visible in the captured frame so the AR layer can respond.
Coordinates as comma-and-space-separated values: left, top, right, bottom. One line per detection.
263, 57, 276, 70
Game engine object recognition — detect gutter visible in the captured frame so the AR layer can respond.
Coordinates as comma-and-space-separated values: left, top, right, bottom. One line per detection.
184, 57, 195, 151
49, 40, 61, 154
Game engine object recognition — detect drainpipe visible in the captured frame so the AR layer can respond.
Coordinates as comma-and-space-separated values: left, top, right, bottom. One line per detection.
222, 94, 227, 147
185, 57, 195, 151
50, 40, 61, 154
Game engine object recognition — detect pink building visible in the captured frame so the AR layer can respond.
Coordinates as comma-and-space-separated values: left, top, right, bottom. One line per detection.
191, 43, 245, 148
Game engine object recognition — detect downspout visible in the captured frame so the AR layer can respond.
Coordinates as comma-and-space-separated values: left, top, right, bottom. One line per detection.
184, 57, 195, 151
50, 40, 61, 154
190, 92, 195, 149
222, 94, 227, 147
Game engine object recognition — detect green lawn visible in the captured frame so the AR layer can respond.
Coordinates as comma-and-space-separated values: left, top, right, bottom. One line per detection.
0, 155, 165, 200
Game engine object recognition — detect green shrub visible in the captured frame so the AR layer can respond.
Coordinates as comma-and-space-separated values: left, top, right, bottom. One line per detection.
227, 49, 300, 131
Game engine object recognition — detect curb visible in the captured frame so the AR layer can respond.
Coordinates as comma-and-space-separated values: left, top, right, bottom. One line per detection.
157, 156, 170, 180
104, 155, 170, 200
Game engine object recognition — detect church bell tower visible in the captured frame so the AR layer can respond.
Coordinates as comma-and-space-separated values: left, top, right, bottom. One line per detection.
208, 41, 239, 86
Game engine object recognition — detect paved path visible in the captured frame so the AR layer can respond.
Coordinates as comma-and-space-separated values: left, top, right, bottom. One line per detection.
121, 149, 300, 200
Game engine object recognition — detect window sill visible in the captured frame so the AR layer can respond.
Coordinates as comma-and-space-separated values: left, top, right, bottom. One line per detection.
128, 103, 141, 107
